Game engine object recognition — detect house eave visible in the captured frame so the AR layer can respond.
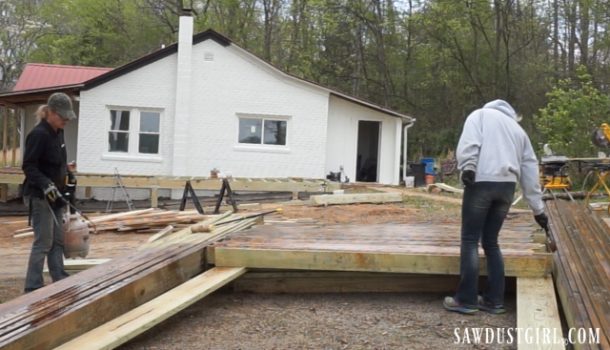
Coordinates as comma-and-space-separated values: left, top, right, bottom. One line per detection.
0, 84, 84, 106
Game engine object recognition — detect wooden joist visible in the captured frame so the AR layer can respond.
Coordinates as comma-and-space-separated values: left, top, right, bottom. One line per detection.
231, 271, 516, 294
516, 277, 564, 350
213, 247, 550, 277
0, 170, 339, 192
55, 267, 246, 350
211, 224, 551, 277
310, 192, 402, 206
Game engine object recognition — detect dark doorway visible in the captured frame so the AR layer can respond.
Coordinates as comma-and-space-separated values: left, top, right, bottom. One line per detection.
356, 120, 380, 182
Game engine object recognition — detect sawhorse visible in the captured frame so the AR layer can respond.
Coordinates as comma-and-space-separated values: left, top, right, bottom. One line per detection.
214, 178, 238, 214
179, 180, 204, 214
584, 167, 610, 214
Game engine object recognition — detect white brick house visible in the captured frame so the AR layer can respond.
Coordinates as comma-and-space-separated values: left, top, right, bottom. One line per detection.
3, 16, 415, 192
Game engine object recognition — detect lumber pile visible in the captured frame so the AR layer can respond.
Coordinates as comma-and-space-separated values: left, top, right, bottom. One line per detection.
12, 208, 210, 237
546, 200, 610, 349
310, 192, 402, 206
0, 212, 261, 350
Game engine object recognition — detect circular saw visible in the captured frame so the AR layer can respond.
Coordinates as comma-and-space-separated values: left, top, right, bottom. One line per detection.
592, 123, 610, 148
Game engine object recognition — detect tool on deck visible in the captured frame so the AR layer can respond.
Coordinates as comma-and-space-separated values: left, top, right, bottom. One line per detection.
60, 171, 94, 258
540, 155, 574, 201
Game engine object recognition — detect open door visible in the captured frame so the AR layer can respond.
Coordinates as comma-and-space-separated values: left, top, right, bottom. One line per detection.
356, 120, 380, 182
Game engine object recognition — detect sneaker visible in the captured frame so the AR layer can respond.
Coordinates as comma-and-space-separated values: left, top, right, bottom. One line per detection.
477, 296, 506, 314
443, 296, 478, 315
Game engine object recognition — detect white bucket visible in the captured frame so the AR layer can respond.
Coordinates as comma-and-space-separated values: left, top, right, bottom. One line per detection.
405, 176, 415, 188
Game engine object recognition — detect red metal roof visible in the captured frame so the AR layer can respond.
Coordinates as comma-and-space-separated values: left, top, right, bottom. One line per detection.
12, 63, 113, 92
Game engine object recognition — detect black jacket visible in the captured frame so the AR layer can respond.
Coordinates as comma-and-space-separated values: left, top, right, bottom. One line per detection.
22, 119, 68, 200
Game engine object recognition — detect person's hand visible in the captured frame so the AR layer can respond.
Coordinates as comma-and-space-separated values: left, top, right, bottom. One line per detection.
461, 170, 476, 187
534, 213, 549, 231
43, 183, 62, 203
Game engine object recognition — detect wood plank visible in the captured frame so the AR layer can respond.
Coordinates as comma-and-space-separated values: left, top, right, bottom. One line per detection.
0, 217, 259, 350
55, 267, 246, 350
311, 192, 402, 206
235, 271, 458, 293
0, 171, 338, 192
516, 277, 564, 350
213, 247, 551, 277
0, 245, 205, 350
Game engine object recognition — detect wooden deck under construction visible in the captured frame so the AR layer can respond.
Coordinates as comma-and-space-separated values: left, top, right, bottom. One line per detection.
211, 223, 552, 277
546, 200, 610, 349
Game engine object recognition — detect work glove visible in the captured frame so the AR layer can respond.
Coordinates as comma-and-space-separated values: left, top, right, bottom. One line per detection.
534, 213, 549, 231
43, 183, 62, 203
461, 170, 476, 187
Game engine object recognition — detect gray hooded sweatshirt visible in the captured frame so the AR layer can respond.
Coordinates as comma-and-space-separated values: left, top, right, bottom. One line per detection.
456, 99, 544, 215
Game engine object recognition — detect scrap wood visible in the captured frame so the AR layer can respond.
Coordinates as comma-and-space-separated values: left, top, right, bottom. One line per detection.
426, 182, 463, 194
310, 192, 402, 206
13, 209, 209, 238
146, 225, 175, 243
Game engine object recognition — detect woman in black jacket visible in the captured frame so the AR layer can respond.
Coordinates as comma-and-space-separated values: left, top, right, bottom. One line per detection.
22, 92, 76, 293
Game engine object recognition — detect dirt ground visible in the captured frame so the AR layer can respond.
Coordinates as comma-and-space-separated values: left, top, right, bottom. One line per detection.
0, 188, 536, 349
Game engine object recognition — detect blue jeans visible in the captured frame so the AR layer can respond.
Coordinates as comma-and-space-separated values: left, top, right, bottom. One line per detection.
24, 197, 69, 292
455, 182, 515, 306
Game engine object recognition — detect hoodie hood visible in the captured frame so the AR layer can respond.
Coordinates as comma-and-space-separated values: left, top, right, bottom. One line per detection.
483, 99, 521, 122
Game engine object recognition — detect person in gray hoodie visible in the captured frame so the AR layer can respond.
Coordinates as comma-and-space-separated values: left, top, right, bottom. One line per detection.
443, 99, 548, 314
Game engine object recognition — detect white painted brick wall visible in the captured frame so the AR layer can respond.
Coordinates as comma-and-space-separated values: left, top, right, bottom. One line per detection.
78, 55, 177, 176
326, 96, 401, 185
76, 36, 400, 192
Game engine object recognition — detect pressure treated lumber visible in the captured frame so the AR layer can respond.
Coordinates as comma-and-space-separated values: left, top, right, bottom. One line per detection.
56, 267, 246, 350
310, 192, 402, 206
232, 271, 519, 294
212, 223, 551, 277
546, 200, 610, 350
0, 169, 339, 192
213, 247, 550, 277
516, 277, 564, 350
0, 214, 259, 350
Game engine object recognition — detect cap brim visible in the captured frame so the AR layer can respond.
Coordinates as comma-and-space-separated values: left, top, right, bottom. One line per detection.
61, 110, 77, 121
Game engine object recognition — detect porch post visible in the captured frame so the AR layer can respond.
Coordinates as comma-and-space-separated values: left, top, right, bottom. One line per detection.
11, 108, 19, 166
2, 105, 7, 166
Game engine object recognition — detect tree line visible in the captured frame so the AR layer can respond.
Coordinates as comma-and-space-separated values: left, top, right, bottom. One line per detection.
1, 0, 609, 159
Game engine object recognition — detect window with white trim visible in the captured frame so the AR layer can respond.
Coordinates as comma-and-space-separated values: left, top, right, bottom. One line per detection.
108, 108, 161, 155
139, 111, 160, 154
109, 110, 130, 152
238, 117, 287, 146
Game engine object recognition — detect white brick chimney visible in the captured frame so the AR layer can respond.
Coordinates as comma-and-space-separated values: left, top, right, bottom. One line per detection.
172, 14, 193, 177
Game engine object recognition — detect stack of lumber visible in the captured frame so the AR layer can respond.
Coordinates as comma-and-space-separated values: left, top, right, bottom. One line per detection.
546, 200, 610, 349
12, 208, 210, 237
0, 212, 261, 350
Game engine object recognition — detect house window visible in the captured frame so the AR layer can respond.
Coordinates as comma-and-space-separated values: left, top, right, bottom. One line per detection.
108, 108, 161, 155
139, 111, 160, 154
109, 110, 130, 152
238, 117, 287, 145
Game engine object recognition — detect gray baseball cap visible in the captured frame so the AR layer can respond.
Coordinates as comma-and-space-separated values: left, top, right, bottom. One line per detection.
48, 92, 77, 121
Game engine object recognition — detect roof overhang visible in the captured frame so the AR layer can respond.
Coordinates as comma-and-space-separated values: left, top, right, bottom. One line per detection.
0, 84, 84, 106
